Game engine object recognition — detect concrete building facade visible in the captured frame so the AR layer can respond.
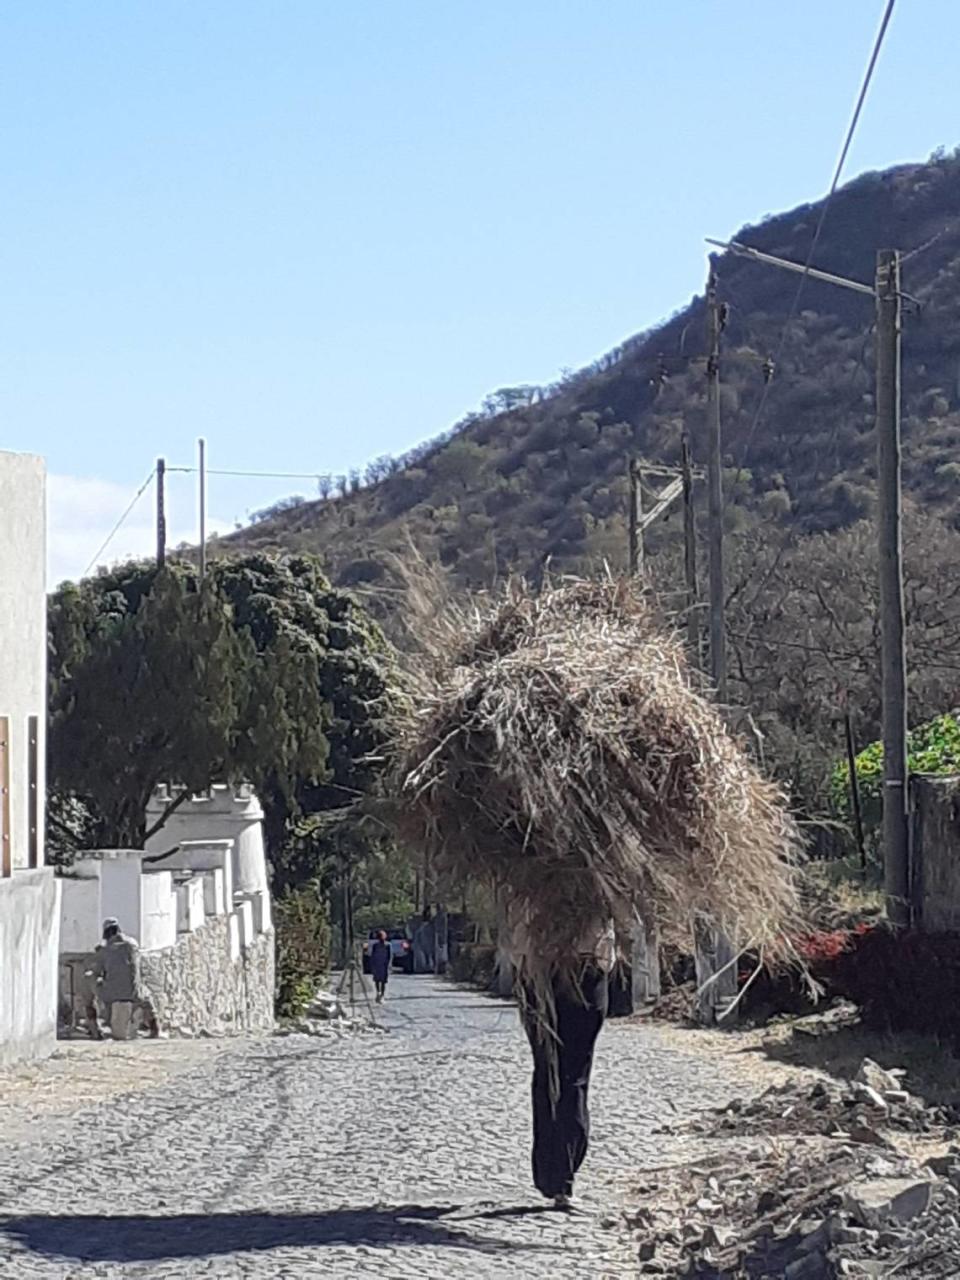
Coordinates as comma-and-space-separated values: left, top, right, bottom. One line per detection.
0, 451, 61, 1067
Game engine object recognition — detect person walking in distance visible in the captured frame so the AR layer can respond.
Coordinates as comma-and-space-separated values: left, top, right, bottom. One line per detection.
87, 918, 161, 1039
510, 913, 616, 1210
369, 929, 391, 1003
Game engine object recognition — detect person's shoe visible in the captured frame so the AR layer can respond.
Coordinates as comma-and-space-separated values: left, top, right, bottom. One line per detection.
553, 1193, 573, 1211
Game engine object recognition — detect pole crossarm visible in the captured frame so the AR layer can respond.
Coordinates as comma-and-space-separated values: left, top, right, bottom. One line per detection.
634, 459, 706, 481
637, 475, 684, 532
706, 238, 875, 298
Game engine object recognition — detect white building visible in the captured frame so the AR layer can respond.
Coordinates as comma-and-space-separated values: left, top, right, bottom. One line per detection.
59, 785, 274, 1037
0, 452, 61, 1068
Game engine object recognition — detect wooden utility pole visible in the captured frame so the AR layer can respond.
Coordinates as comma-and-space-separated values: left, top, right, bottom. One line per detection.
705, 270, 728, 703
198, 437, 207, 582
156, 457, 167, 569
681, 432, 700, 662
628, 458, 644, 577
876, 249, 909, 924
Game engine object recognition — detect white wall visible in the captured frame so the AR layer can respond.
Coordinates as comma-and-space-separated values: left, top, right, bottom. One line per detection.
153, 840, 235, 906
141, 870, 177, 951
58, 873, 101, 953
98, 852, 143, 937
0, 451, 46, 872
0, 870, 61, 1067
145, 785, 268, 894
0, 452, 59, 1068
175, 876, 205, 934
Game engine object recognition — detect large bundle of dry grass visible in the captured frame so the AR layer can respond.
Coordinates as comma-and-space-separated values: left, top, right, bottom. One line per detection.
392, 572, 801, 985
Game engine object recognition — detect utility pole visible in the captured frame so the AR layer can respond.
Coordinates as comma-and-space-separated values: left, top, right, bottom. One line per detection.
198, 437, 207, 582
681, 432, 700, 663
707, 234, 910, 924
628, 458, 644, 577
876, 248, 909, 924
156, 457, 166, 569
705, 270, 728, 703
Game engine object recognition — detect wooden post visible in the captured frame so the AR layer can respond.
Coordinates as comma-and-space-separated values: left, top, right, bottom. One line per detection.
681, 432, 700, 664
156, 457, 167, 569
198, 438, 207, 582
630, 921, 661, 1010
844, 706, 867, 874
705, 271, 728, 703
628, 459, 644, 577
694, 916, 738, 1026
876, 249, 909, 924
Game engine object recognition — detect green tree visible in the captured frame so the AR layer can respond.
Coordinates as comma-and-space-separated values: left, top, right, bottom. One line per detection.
48, 566, 264, 848
48, 556, 395, 884
210, 554, 396, 891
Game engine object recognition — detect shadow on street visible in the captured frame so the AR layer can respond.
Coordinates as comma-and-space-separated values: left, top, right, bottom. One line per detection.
0, 1205, 563, 1263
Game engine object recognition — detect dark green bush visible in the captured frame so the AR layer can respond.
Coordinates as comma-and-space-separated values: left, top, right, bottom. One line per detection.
274, 886, 331, 1018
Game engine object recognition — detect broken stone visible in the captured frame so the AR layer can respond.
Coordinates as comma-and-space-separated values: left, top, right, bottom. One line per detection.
924, 1154, 959, 1177
702, 1224, 736, 1249
827, 1219, 876, 1247
876, 1228, 910, 1248
847, 1124, 894, 1149
637, 1240, 656, 1261
695, 1197, 721, 1214
856, 1058, 904, 1095
852, 1083, 889, 1112
784, 1253, 830, 1280
842, 1177, 933, 1228
883, 1089, 911, 1105
797, 1220, 832, 1253
757, 1189, 784, 1214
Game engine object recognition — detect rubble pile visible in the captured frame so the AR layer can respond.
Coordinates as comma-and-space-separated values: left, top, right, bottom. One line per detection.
629, 1060, 960, 1278
274, 989, 385, 1038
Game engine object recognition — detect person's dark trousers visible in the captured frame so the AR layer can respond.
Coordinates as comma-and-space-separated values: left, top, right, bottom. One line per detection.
522, 965, 608, 1199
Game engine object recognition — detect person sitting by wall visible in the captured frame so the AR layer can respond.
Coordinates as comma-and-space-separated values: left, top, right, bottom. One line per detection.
86, 917, 161, 1040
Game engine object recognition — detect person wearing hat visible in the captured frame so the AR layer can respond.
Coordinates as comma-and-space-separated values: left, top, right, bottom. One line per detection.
86, 918, 160, 1039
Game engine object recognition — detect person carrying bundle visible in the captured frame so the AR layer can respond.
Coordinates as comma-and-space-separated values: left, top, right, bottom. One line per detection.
509, 912, 616, 1210
393, 575, 801, 1215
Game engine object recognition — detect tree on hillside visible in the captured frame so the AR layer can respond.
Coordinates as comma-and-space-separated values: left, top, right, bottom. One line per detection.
48, 556, 396, 887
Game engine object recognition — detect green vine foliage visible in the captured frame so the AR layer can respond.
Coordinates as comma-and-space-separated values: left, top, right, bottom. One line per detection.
832, 712, 960, 828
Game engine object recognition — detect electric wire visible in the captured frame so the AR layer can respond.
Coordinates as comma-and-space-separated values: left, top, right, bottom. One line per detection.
168, 467, 328, 481
728, 0, 897, 490
82, 470, 155, 577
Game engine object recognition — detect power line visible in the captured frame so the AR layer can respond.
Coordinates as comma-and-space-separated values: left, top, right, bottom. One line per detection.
168, 466, 326, 481
728, 0, 897, 489
82, 470, 155, 577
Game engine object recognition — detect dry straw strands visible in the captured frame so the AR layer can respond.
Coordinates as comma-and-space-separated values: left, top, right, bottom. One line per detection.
391, 572, 802, 981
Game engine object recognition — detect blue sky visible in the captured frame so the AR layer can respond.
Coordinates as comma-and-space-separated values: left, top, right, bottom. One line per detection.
0, 0, 953, 582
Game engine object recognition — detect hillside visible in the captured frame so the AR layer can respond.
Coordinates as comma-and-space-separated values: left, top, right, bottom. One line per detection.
228, 150, 960, 591
214, 150, 960, 836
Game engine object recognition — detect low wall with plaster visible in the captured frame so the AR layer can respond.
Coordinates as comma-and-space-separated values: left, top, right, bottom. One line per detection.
911, 774, 960, 931
0, 870, 61, 1067
139, 914, 274, 1036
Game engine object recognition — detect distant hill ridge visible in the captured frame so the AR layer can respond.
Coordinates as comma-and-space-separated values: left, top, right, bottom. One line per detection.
227, 151, 960, 588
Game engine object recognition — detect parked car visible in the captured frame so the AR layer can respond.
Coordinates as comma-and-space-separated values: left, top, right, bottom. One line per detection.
361, 928, 414, 974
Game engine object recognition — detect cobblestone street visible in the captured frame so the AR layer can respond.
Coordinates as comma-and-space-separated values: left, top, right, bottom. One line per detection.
0, 977, 773, 1278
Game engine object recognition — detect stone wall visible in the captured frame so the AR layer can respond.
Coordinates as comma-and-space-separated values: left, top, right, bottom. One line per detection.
140, 915, 274, 1037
